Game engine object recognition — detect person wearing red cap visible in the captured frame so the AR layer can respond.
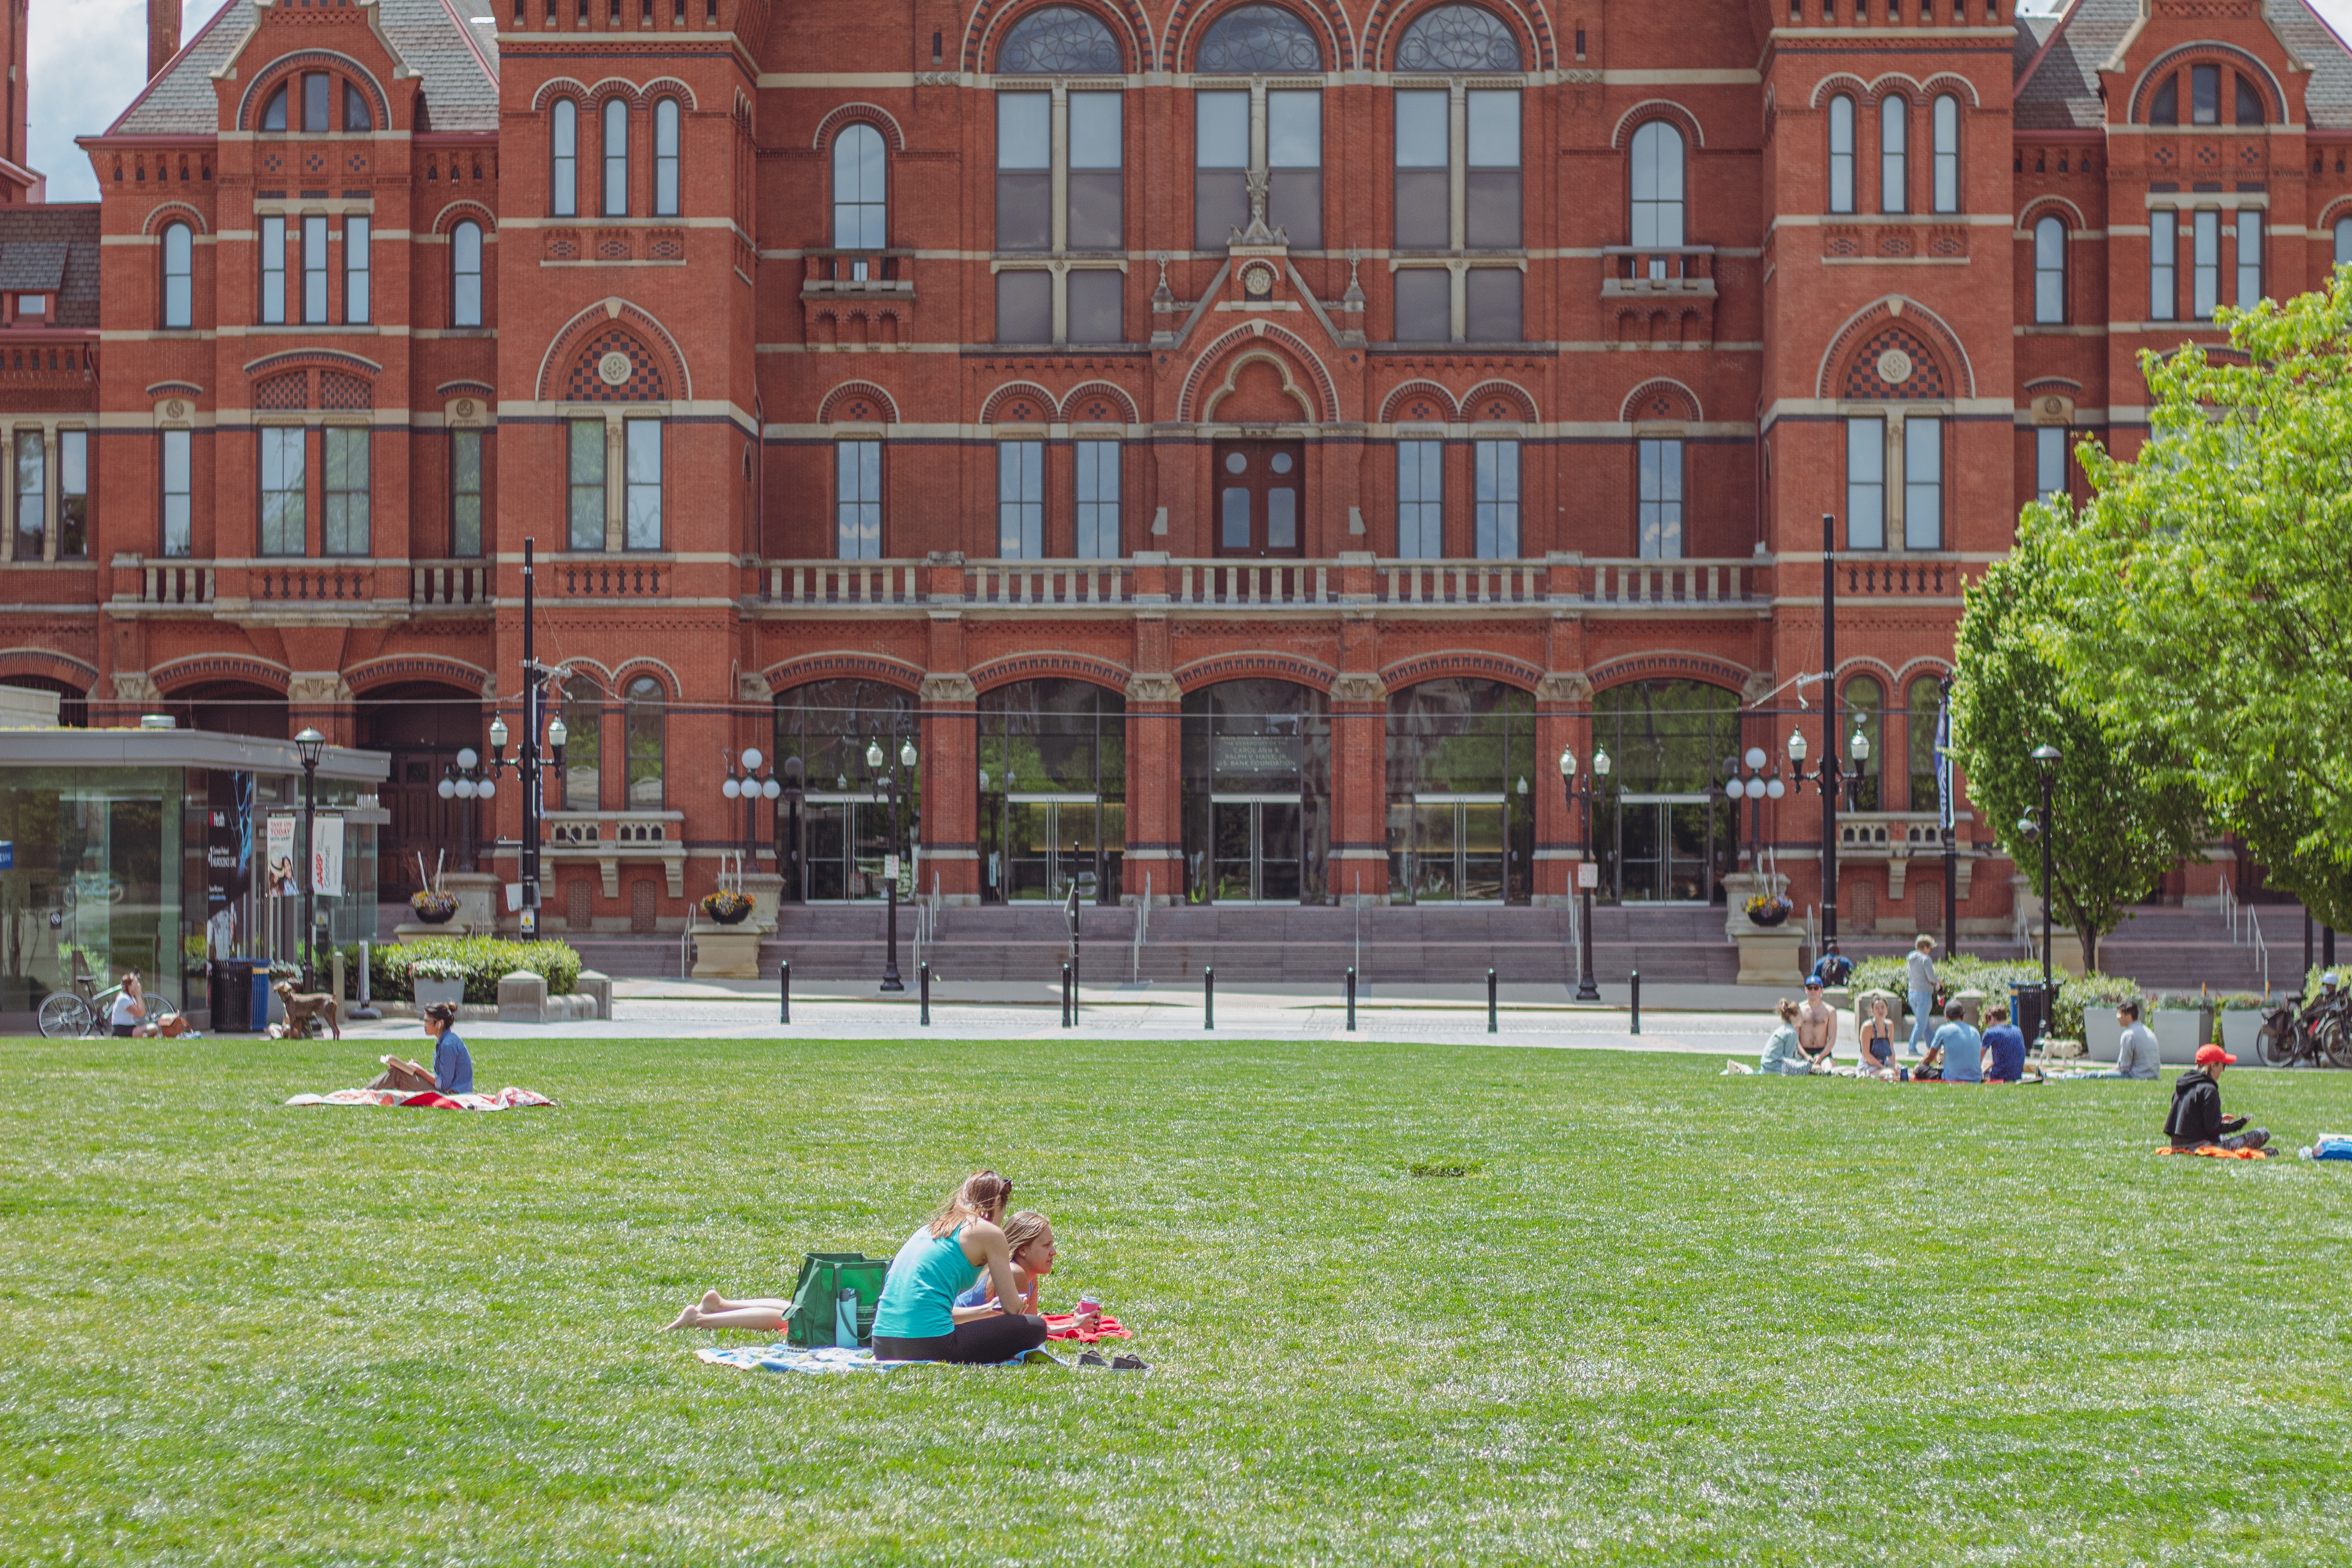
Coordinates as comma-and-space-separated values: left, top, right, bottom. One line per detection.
2163, 1045, 2271, 1152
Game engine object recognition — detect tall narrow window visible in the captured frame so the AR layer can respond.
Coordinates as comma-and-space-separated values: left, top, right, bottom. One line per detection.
624, 676, 666, 807
451, 428, 484, 556
1465, 90, 1521, 248
2151, 210, 2177, 320
2235, 209, 2262, 309
2150, 75, 2178, 126
304, 73, 330, 134
1194, 91, 1249, 250
161, 427, 192, 557
323, 426, 369, 555
552, 100, 578, 217
57, 431, 86, 559
1067, 92, 1123, 249
262, 85, 288, 133
1846, 416, 1886, 549
260, 426, 305, 556
1067, 271, 1122, 344
567, 418, 604, 550
343, 216, 370, 325
2190, 63, 2219, 126
1474, 439, 1519, 559
1075, 439, 1120, 557
302, 214, 328, 324
996, 440, 1043, 558
1637, 437, 1683, 559
10, 431, 38, 559
1465, 267, 1521, 342
833, 122, 886, 248
344, 80, 371, 132
451, 221, 483, 327
1395, 269, 1449, 340
2193, 208, 2219, 319
1903, 417, 1942, 549
1906, 675, 1945, 811
623, 419, 662, 550
603, 98, 629, 217
1397, 440, 1442, 555
2034, 215, 2066, 323
995, 270, 1051, 343
161, 222, 192, 328
260, 215, 286, 323
1268, 91, 1322, 248
837, 440, 882, 559
1931, 93, 1958, 213
1843, 676, 1883, 809
2035, 424, 2068, 503
1880, 96, 1908, 213
1394, 89, 1449, 248
1828, 93, 1855, 214
560, 675, 602, 810
1629, 120, 1685, 276
995, 92, 1051, 250
653, 98, 680, 216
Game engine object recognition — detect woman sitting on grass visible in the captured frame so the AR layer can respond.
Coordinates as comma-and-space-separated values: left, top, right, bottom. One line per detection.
1858, 995, 1901, 1078
871, 1171, 1096, 1363
952, 1208, 1062, 1317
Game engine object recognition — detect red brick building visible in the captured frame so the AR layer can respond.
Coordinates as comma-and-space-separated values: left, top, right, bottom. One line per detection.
3, 0, 2335, 937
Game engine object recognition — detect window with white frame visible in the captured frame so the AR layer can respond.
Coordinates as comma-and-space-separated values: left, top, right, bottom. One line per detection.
1902, 418, 1942, 549
2034, 215, 2066, 323
1880, 96, 1908, 213
995, 72, 1125, 345
344, 216, 370, 325
837, 440, 882, 559
1075, 438, 1119, 557
1931, 93, 1958, 213
2035, 424, 2068, 503
10, 431, 39, 559
2192, 209, 2220, 319
1637, 437, 1683, 559
603, 98, 630, 217
1474, 439, 1519, 559
624, 419, 662, 550
567, 419, 603, 550
552, 99, 578, 217
162, 222, 193, 329
1827, 93, 1855, 214
997, 439, 1044, 558
2151, 210, 2177, 320
1845, 412, 1945, 549
54, 431, 87, 559
260, 216, 286, 323
2235, 209, 2262, 308
653, 98, 681, 217
833, 122, 886, 248
451, 221, 484, 327
1846, 416, 1886, 549
1629, 120, 1685, 277
260, 426, 305, 555
1393, 11, 1524, 347
161, 427, 192, 557
323, 426, 368, 555
1397, 439, 1442, 556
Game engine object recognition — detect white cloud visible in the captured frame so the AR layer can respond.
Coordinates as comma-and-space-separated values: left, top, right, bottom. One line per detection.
29, 0, 234, 203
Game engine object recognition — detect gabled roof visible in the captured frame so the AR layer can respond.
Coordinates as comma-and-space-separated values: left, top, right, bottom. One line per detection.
0, 207, 103, 328
105, 0, 500, 139
2014, 0, 2352, 131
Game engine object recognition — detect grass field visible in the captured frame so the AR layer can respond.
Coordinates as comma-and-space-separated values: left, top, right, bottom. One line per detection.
4, 1034, 2352, 1565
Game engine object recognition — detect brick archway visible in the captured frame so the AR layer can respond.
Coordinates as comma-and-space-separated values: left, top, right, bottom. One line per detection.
534, 301, 692, 404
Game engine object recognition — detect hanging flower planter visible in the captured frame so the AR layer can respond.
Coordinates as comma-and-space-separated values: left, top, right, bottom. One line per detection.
1744, 892, 1793, 928
409, 890, 459, 925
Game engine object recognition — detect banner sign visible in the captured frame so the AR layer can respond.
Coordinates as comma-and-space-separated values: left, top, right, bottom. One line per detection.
265, 815, 298, 895
312, 814, 344, 898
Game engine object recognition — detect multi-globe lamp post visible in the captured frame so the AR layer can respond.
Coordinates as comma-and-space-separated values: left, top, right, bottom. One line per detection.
1557, 742, 1613, 1002
439, 708, 567, 927
1722, 745, 1786, 870
1783, 714, 1871, 946
867, 736, 918, 991
722, 748, 784, 867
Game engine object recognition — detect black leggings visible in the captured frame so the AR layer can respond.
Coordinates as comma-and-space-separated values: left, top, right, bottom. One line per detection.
872, 1313, 1049, 1365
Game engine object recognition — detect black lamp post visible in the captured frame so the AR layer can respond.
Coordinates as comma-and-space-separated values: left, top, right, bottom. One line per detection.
780, 755, 805, 901
1786, 714, 1870, 951
2020, 741, 2062, 1046
867, 735, 918, 991
438, 726, 504, 873
294, 726, 325, 990
1722, 745, 1785, 872
723, 747, 782, 868
447, 630, 568, 941
1558, 741, 1613, 1002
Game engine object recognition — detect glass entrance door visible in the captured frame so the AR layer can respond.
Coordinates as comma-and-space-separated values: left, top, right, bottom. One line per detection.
1610, 793, 1732, 903
1210, 796, 1302, 902
1004, 796, 1102, 902
1388, 795, 1507, 903
1210, 440, 1306, 557
799, 794, 895, 901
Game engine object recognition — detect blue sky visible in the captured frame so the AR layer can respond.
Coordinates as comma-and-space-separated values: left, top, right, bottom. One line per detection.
24, 0, 2352, 201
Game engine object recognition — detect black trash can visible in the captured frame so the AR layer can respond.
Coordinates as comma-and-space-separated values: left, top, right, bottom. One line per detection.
210, 958, 259, 1033
2011, 980, 2051, 1049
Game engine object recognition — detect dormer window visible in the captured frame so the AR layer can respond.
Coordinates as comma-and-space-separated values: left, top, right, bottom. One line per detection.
10, 294, 47, 325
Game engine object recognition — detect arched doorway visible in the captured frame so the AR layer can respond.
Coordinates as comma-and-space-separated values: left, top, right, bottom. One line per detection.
1384, 678, 1536, 904
977, 679, 1127, 905
1591, 678, 1740, 903
360, 682, 484, 896
1181, 679, 1330, 904
771, 679, 918, 902
167, 681, 286, 739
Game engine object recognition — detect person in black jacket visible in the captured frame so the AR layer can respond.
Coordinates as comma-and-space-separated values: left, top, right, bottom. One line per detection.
2165, 1045, 2271, 1152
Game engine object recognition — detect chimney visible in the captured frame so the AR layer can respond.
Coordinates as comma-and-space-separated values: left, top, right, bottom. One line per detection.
149, 0, 182, 81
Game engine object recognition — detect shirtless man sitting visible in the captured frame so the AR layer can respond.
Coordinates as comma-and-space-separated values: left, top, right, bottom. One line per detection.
1796, 976, 1839, 1070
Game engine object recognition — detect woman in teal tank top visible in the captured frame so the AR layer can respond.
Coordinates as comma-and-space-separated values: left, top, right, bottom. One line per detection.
872, 1171, 1089, 1362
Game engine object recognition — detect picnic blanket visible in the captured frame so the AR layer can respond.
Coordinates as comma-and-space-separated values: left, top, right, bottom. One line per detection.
2154, 1144, 2271, 1160
697, 1344, 1067, 1375
285, 1086, 556, 1111
1044, 1312, 1132, 1343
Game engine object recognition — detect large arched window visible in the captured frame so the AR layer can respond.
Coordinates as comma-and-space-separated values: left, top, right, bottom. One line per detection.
1629, 120, 1685, 277
262, 84, 289, 132
161, 222, 193, 329
1880, 95, 1908, 213
1194, 5, 1324, 249
1198, 3, 1321, 71
1827, 93, 1855, 214
1394, 4, 1524, 71
833, 122, 886, 249
2034, 214, 2066, 323
551, 99, 578, 217
624, 676, 666, 807
602, 98, 630, 217
1382, 677, 1536, 905
1931, 93, 1958, 213
1588, 679, 1739, 903
1905, 674, 1945, 813
1392, 5, 1523, 342
451, 220, 484, 327
560, 674, 603, 810
997, 5, 1122, 73
976, 678, 1129, 904
653, 98, 680, 216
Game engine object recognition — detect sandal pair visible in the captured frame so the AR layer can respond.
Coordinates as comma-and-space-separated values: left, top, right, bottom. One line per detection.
1076, 1351, 1148, 1371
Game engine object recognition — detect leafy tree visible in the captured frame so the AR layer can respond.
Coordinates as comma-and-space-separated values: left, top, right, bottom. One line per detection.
1950, 522, 2204, 973
2044, 274, 2352, 931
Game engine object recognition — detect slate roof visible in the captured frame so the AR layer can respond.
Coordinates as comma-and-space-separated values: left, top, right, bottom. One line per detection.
105, 0, 500, 139
2015, 0, 2352, 131
0, 207, 103, 328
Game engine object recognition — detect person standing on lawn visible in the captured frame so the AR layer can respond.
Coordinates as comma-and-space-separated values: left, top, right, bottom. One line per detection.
1980, 1003, 2027, 1084
2165, 1045, 2271, 1151
1795, 978, 1838, 1069
1905, 936, 1939, 1056
2114, 1000, 2161, 1080
1931, 1000, 1984, 1084
367, 1003, 472, 1094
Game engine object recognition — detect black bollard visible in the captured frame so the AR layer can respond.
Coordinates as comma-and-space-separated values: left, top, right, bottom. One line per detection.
1062, 963, 1073, 1028
779, 959, 790, 1025
1346, 966, 1357, 1032
920, 961, 931, 1026
1488, 967, 1498, 1034
1205, 965, 1215, 1031
1631, 968, 1642, 1036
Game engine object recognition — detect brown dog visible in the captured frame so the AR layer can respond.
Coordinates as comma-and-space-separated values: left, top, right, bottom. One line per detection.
271, 980, 342, 1039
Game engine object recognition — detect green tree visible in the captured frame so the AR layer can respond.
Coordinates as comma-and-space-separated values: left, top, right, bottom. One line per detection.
2045, 274, 2352, 930
1950, 523, 2204, 973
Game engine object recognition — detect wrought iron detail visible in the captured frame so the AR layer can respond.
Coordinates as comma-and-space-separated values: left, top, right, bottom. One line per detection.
1395, 5, 1523, 72
998, 6, 1123, 74
1197, 4, 1323, 73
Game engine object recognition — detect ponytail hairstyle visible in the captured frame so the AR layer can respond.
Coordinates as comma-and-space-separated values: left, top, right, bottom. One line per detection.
1001, 1208, 1051, 1260
926, 1170, 1014, 1237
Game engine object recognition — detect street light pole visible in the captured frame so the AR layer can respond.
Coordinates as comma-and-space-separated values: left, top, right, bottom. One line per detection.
294, 727, 325, 991
1819, 511, 1839, 947
1938, 675, 1957, 959
1558, 742, 1612, 1002
723, 748, 781, 869
869, 735, 918, 991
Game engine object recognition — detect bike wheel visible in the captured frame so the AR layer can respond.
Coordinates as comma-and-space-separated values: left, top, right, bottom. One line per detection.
144, 994, 182, 1036
2256, 1014, 2297, 1068
37, 994, 91, 1039
2326, 1020, 2352, 1072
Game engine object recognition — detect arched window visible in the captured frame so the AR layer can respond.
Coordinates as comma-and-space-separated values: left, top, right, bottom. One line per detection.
1198, 4, 1322, 72
653, 98, 680, 216
1629, 120, 1685, 273
602, 98, 630, 217
2236, 73, 2265, 126
624, 676, 666, 807
1931, 93, 1958, 213
2034, 214, 2065, 323
560, 675, 603, 810
262, 84, 288, 132
551, 99, 578, 217
161, 222, 193, 329
997, 6, 1122, 74
2336, 216, 2352, 269
1827, 93, 1855, 214
1395, 5, 1524, 72
451, 220, 484, 327
833, 122, 886, 249
1880, 95, 1908, 213
344, 81, 372, 132
1905, 675, 1945, 812
1843, 675, 1883, 810
2149, 74, 2178, 126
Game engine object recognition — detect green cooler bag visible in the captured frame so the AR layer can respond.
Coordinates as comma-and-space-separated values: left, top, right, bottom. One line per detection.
785, 1252, 890, 1348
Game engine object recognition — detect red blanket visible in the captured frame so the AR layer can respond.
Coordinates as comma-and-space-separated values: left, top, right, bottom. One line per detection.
1043, 1312, 1132, 1343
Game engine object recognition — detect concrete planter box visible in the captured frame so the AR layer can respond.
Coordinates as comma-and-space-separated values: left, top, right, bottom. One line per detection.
2219, 1009, 2269, 1061
413, 976, 465, 1013
2153, 1007, 2215, 1066
2083, 1011, 2124, 1063
693, 929, 764, 980
497, 970, 548, 1024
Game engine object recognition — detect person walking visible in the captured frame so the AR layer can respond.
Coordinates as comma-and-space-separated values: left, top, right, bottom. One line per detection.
1905, 936, 1939, 1056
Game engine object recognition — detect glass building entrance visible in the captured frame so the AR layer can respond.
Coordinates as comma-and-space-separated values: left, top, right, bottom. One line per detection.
1384, 679, 1534, 905
978, 680, 1126, 905
1182, 680, 1329, 904
1391, 795, 1508, 903
1590, 679, 1740, 904
1211, 797, 1302, 902
773, 679, 919, 904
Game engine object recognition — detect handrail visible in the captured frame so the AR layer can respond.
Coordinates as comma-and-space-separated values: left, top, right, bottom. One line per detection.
2247, 907, 2270, 998
1132, 873, 1149, 986
2218, 873, 2239, 945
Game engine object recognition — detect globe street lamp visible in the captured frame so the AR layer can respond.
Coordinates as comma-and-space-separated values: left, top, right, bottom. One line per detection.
867, 736, 918, 991
293, 727, 325, 991
722, 747, 783, 868
441, 699, 565, 926
1559, 742, 1613, 1002
438, 745, 499, 872
1721, 745, 1786, 873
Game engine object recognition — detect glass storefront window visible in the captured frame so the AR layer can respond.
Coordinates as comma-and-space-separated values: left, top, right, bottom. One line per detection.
1383, 678, 1535, 904
1180, 680, 1331, 905
977, 678, 1127, 905
1, 768, 181, 1017
773, 680, 920, 903
1588, 679, 1740, 905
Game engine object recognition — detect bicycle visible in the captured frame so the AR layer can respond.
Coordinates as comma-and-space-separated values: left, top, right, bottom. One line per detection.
37, 975, 182, 1040
2255, 993, 2352, 1069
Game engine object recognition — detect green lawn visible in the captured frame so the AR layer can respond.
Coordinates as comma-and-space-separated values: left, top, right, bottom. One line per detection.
4, 1036, 2351, 1565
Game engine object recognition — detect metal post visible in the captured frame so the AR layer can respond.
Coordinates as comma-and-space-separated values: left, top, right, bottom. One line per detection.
1939, 677, 1957, 960
920, 961, 931, 1026
881, 760, 904, 991
780, 958, 790, 1024
1204, 965, 1214, 1031
1572, 771, 1600, 1003
520, 539, 540, 940
2039, 763, 2055, 1044
1487, 967, 1497, 1034
351, 939, 377, 1020
1061, 962, 1072, 1027
1631, 968, 1642, 1035
1346, 966, 1356, 1032
299, 755, 317, 991
1819, 512, 1839, 948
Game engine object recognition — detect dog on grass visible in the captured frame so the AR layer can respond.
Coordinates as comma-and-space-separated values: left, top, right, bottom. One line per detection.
270, 980, 342, 1039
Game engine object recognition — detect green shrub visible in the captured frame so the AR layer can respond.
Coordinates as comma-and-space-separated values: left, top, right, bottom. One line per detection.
367, 938, 580, 1004
1848, 951, 2139, 1042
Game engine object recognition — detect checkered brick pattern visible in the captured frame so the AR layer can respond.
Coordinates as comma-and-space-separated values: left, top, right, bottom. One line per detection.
565, 329, 666, 402
1842, 328, 1945, 401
